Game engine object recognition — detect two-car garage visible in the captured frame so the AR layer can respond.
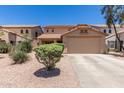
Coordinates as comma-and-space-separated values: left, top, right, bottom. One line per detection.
62, 25, 106, 54
67, 36, 101, 53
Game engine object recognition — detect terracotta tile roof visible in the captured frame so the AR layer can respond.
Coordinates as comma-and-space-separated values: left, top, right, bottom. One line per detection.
43, 25, 74, 29
37, 34, 62, 40
62, 24, 107, 36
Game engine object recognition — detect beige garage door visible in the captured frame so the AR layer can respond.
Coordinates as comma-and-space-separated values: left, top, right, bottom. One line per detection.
67, 37, 101, 53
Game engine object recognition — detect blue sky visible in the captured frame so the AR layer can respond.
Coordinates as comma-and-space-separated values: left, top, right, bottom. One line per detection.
0, 5, 105, 26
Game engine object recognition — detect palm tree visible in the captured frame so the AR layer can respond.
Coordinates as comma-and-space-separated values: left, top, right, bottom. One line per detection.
101, 5, 124, 51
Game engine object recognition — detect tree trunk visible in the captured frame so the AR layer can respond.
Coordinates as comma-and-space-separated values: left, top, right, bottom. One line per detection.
112, 20, 124, 52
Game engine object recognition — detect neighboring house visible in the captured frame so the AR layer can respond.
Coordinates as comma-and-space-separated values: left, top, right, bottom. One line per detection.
0, 29, 24, 45
93, 24, 124, 34
0, 25, 43, 45
38, 24, 107, 53
106, 31, 124, 52
0, 29, 35, 45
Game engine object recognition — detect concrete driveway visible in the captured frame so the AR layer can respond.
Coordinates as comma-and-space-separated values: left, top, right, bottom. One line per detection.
67, 54, 124, 88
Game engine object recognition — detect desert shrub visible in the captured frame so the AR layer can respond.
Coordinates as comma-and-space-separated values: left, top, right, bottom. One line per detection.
11, 50, 28, 64
34, 43, 64, 71
109, 48, 116, 52
115, 49, 120, 52
17, 40, 32, 53
8, 45, 17, 56
108, 48, 120, 52
0, 42, 10, 53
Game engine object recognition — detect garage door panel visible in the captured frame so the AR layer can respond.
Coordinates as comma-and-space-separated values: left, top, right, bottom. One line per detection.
67, 37, 100, 53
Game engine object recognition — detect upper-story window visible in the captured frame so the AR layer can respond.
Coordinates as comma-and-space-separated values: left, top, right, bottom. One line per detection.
26, 29, 29, 34
52, 29, 54, 32
80, 30, 88, 33
46, 29, 49, 32
84, 30, 88, 33
103, 29, 106, 33
35, 32, 38, 37
21, 29, 23, 34
109, 29, 112, 33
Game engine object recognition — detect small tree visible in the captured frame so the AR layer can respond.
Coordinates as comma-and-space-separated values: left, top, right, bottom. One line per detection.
34, 43, 64, 71
101, 5, 124, 51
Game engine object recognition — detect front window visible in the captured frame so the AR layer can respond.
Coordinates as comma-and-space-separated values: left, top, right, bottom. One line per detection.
35, 32, 38, 37
46, 30, 49, 32
21, 30, 23, 34
108, 41, 115, 48
80, 30, 88, 33
109, 29, 111, 33
103, 29, 106, 33
26, 29, 29, 34
52, 29, 54, 32
84, 30, 88, 33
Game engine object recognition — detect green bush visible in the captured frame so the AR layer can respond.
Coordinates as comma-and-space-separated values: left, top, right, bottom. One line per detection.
17, 40, 32, 53
115, 49, 120, 52
34, 43, 64, 71
108, 48, 120, 52
0, 42, 10, 53
8, 46, 17, 56
11, 51, 28, 64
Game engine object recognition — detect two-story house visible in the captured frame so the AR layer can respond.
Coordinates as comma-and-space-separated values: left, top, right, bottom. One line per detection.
0, 24, 110, 53
106, 31, 124, 52
93, 24, 124, 34
38, 24, 107, 53
0, 25, 43, 45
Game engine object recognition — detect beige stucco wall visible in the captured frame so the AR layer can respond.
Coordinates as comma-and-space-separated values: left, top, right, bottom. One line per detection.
106, 32, 124, 49
120, 33, 124, 48
31, 27, 43, 39
1, 26, 42, 45
0, 30, 17, 44
3, 28, 32, 35
8, 33, 16, 43
120, 33, 124, 41
43, 27, 70, 34
62, 28, 106, 54
3, 26, 42, 38
106, 35, 116, 47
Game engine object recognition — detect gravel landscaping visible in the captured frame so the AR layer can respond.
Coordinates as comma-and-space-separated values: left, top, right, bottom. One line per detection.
0, 53, 79, 88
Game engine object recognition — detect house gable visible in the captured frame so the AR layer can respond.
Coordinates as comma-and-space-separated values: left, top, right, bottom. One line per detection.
62, 27, 106, 38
